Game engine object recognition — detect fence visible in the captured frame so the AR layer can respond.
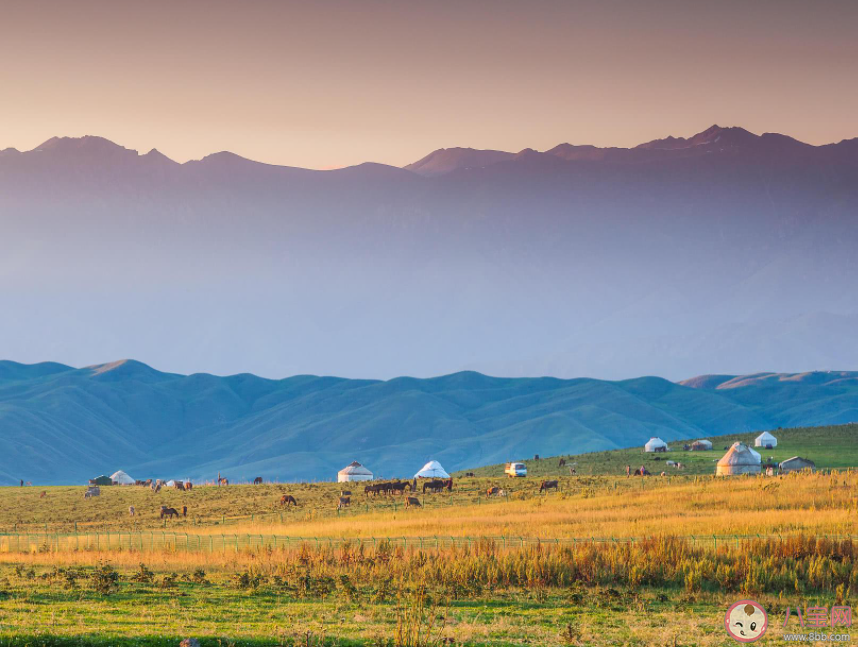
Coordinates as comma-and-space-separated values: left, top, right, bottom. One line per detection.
2, 531, 856, 554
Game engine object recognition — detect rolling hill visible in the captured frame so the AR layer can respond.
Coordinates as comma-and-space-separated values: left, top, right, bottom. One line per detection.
1, 360, 858, 485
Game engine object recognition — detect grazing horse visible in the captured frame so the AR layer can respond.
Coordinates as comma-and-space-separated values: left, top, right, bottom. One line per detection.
185, 482, 193, 491
160, 506, 180, 519
39, 491, 47, 499
422, 478, 453, 494
390, 481, 411, 495
539, 480, 559, 492
558, 458, 567, 468
405, 496, 421, 509
218, 477, 229, 486
280, 495, 298, 506
253, 477, 263, 485
487, 486, 501, 497
174, 481, 185, 491
337, 496, 350, 510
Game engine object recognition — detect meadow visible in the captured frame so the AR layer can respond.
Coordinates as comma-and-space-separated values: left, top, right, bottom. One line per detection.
1, 426, 856, 646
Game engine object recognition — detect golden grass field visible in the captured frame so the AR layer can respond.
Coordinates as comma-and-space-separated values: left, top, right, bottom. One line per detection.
2, 441, 857, 646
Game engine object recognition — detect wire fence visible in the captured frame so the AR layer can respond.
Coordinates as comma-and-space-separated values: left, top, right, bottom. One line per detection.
2, 531, 856, 554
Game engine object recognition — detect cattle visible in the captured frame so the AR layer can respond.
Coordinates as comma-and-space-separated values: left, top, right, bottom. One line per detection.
539, 480, 559, 492
405, 496, 421, 509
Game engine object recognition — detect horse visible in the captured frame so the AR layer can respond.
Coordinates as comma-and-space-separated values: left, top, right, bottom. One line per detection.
253, 477, 263, 485
389, 481, 411, 495
280, 495, 298, 506
539, 480, 559, 492
174, 481, 185, 491
129, 506, 136, 516
340, 490, 352, 497
337, 496, 350, 510
160, 506, 180, 519
487, 486, 501, 497
218, 477, 229, 486
39, 491, 47, 499
558, 458, 567, 468
185, 482, 193, 491
405, 496, 421, 509
422, 478, 452, 494
633, 467, 651, 477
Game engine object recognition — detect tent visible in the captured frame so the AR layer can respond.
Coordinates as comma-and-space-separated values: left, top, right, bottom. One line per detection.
110, 470, 135, 485
644, 438, 668, 452
779, 456, 816, 474
690, 439, 713, 451
755, 431, 778, 448
89, 475, 112, 486
414, 460, 450, 479
716, 442, 761, 476
337, 461, 373, 482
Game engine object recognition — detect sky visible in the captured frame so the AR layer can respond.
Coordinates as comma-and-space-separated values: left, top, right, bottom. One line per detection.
1, 0, 857, 169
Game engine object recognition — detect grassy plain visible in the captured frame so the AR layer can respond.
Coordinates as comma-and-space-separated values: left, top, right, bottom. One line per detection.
1, 425, 857, 646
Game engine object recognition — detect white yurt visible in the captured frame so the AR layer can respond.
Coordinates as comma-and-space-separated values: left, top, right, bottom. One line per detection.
755, 431, 778, 448
644, 437, 668, 452
414, 460, 450, 479
110, 470, 135, 485
716, 442, 761, 476
337, 461, 373, 483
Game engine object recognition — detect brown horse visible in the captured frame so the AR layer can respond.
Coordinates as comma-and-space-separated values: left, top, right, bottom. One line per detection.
253, 477, 263, 485
160, 506, 180, 519
558, 458, 567, 467
539, 480, 559, 492
337, 496, 351, 509
422, 478, 453, 494
280, 495, 297, 506
185, 482, 193, 491
487, 486, 501, 497
405, 496, 421, 509
174, 481, 185, 491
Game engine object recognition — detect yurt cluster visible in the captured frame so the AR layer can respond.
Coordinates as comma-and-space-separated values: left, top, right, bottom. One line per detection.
644, 432, 816, 476
338, 460, 450, 482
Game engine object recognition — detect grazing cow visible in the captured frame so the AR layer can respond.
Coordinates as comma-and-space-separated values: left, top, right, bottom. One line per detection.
558, 458, 567, 468
129, 506, 136, 516
253, 477, 263, 485
340, 490, 352, 497
405, 496, 421, 509
160, 506, 180, 519
337, 496, 350, 510
539, 480, 559, 493
280, 495, 298, 506
39, 491, 47, 499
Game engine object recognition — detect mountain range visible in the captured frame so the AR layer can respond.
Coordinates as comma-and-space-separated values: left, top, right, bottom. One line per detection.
1, 125, 857, 381
1, 359, 858, 485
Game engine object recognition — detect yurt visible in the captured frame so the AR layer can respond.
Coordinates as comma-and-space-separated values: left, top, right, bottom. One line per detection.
690, 439, 713, 451
754, 431, 778, 448
716, 442, 761, 476
644, 437, 668, 453
337, 461, 373, 483
779, 456, 816, 474
110, 470, 135, 485
415, 460, 450, 479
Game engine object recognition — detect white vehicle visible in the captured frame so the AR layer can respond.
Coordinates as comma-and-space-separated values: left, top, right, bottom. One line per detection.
505, 462, 527, 478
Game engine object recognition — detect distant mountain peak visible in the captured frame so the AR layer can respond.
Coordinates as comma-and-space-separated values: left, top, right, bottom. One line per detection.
404, 147, 515, 177
33, 135, 133, 155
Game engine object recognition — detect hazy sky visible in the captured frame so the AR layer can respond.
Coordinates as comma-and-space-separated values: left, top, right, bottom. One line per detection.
2, 0, 856, 169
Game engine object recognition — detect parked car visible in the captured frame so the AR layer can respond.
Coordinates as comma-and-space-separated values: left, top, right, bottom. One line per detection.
505, 462, 527, 478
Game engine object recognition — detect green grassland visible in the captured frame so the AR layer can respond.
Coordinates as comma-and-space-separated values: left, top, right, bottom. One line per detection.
459, 423, 858, 479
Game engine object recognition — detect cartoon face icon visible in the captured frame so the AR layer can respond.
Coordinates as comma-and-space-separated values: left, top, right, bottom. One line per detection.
725, 600, 768, 642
